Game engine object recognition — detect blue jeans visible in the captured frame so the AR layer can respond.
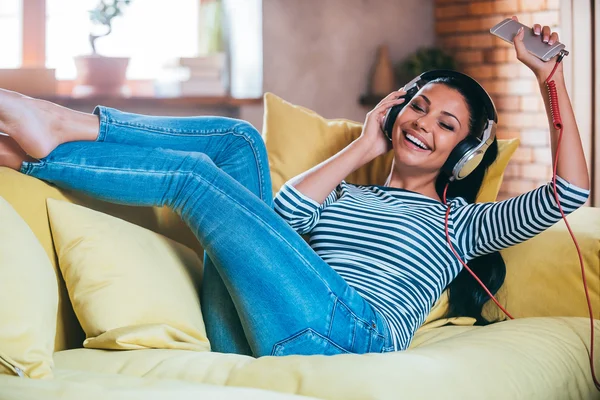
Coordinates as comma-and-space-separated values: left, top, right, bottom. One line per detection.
21, 107, 394, 357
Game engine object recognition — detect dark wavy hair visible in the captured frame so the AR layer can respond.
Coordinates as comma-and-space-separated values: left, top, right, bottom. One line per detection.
428, 76, 506, 325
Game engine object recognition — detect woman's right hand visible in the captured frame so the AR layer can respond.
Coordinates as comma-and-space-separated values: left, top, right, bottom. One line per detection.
358, 89, 407, 160
289, 90, 406, 202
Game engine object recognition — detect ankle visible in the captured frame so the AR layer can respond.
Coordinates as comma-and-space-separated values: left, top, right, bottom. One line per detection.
51, 104, 101, 144
0, 151, 31, 171
0, 134, 34, 171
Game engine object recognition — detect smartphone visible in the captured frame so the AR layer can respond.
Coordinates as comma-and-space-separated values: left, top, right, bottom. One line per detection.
490, 18, 567, 61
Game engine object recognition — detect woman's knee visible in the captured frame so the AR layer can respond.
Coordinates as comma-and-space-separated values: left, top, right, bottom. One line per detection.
231, 121, 267, 158
210, 120, 268, 174
231, 120, 260, 139
229, 122, 272, 201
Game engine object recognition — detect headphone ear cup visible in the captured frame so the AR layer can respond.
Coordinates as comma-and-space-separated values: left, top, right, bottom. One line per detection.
442, 136, 480, 179
383, 104, 403, 140
383, 95, 410, 140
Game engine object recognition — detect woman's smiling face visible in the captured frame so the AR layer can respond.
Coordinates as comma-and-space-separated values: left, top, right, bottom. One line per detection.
390, 82, 472, 176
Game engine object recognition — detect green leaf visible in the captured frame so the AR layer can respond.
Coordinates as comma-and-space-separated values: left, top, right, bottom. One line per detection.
394, 47, 457, 84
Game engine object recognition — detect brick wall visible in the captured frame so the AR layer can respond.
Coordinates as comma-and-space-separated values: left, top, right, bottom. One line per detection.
435, 0, 560, 200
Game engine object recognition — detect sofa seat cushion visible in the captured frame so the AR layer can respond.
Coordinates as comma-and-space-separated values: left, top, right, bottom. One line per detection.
0, 368, 314, 400
54, 317, 600, 400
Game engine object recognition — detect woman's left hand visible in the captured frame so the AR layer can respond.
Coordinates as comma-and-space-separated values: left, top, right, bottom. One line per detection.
511, 15, 563, 81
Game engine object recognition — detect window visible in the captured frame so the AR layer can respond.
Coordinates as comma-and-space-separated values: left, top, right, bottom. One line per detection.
46, 0, 199, 80
1, 0, 199, 78
1, 0, 263, 98
0, 0, 22, 69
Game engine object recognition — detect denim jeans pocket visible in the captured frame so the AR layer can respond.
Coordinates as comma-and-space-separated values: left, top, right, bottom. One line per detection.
352, 316, 387, 353
369, 329, 386, 353
330, 298, 387, 354
271, 328, 351, 356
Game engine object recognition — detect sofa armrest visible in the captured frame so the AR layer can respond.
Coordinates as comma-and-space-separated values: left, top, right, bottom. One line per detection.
481, 207, 600, 321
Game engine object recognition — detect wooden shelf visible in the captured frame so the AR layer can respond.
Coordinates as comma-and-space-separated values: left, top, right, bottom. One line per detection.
358, 94, 384, 107
41, 95, 263, 109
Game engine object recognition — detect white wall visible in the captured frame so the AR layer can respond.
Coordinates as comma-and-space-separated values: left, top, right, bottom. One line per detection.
241, 0, 435, 129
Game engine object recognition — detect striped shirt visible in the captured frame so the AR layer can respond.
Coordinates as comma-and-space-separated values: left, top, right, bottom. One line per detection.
273, 176, 590, 351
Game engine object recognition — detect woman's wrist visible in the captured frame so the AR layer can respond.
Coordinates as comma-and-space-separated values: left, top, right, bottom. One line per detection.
535, 67, 564, 85
353, 136, 383, 165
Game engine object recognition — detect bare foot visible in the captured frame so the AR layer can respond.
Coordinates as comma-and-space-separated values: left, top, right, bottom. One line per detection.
0, 134, 35, 171
0, 89, 99, 159
0, 89, 61, 159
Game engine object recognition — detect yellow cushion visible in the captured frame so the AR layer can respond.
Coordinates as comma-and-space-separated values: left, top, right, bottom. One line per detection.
0, 167, 167, 352
0, 167, 206, 352
0, 197, 57, 379
262, 92, 519, 203
475, 139, 520, 202
46, 199, 210, 351
417, 291, 476, 331
485, 206, 600, 322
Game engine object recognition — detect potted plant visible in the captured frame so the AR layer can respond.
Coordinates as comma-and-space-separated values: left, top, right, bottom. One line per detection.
73, 0, 132, 96
394, 47, 456, 85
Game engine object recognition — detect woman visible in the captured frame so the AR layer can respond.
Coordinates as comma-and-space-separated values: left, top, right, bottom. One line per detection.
0, 19, 590, 357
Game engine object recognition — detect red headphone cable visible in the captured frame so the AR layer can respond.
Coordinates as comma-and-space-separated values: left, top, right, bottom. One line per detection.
443, 56, 599, 390
442, 186, 514, 320
545, 58, 599, 390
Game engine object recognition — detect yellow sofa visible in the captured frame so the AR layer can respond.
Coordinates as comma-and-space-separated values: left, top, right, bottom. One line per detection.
1, 101, 600, 399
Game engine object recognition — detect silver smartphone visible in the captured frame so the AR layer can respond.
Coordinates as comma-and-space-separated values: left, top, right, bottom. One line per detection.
490, 18, 567, 61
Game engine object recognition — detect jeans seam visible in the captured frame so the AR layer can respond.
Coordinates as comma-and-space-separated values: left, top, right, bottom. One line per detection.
93, 106, 110, 142
330, 299, 361, 352
350, 316, 357, 351
104, 118, 242, 135
231, 123, 268, 203
271, 328, 350, 356
327, 298, 337, 338
38, 161, 337, 296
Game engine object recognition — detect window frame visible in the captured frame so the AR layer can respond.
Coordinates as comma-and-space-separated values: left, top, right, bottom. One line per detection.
22, 0, 46, 68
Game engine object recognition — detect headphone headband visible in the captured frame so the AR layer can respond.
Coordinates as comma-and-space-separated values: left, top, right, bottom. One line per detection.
415, 70, 498, 126
382, 69, 498, 181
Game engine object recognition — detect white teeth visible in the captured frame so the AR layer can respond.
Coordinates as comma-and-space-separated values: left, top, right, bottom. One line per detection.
405, 132, 430, 150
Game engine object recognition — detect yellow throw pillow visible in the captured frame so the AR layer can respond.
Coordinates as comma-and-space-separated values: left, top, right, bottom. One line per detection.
46, 199, 210, 352
475, 139, 520, 202
262, 92, 519, 203
0, 197, 57, 379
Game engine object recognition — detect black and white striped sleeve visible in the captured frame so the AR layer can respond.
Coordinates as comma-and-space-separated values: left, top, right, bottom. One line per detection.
273, 182, 340, 235
453, 175, 590, 260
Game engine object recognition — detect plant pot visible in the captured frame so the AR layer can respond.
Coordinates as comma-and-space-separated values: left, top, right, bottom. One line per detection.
73, 55, 130, 97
